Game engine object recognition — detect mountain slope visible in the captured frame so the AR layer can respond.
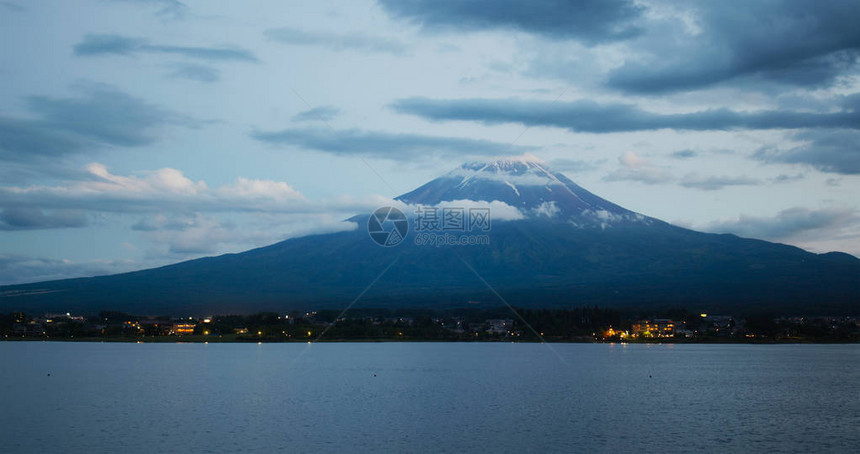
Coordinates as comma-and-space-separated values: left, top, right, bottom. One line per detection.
2, 157, 858, 315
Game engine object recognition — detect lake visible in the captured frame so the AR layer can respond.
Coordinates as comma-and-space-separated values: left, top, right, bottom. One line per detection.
1, 342, 857, 453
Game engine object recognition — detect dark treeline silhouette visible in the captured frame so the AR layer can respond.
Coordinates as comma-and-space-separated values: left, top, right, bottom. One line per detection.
1, 307, 857, 342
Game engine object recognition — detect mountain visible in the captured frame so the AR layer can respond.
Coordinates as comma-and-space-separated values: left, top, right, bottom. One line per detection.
1, 157, 858, 316
398, 158, 636, 222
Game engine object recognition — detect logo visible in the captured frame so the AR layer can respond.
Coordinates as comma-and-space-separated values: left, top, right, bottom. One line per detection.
368, 206, 409, 247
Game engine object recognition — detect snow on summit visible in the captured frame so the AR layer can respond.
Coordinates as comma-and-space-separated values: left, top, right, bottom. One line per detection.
396, 157, 653, 226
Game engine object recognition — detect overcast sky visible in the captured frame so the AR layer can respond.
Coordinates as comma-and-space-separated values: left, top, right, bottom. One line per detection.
1, 0, 858, 284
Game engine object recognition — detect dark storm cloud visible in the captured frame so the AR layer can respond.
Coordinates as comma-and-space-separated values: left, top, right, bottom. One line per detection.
292, 106, 340, 123
25, 88, 183, 146
377, 0, 644, 44
74, 34, 258, 62
265, 28, 407, 54
380, 1, 860, 93
607, 1, 860, 93
0, 117, 92, 159
0, 207, 88, 231
250, 127, 533, 160
391, 97, 860, 133
0, 86, 191, 163
754, 129, 860, 175
703, 207, 857, 241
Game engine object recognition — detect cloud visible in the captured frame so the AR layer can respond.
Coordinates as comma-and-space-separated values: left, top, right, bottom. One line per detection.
1, 2, 24, 12
604, 152, 758, 190
169, 64, 220, 83
678, 174, 759, 191
250, 127, 534, 160
25, 87, 186, 146
292, 106, 340, 122
671, 149, 698, 159
0, 207, 88, 231
378, 0, 644, 44
74, 34, 258, 62
0, 213, 360, 284
754, 129, 860, 175
137, 214, 253, 255
108, 0, 188, 19
420, 199, 525, 221
603, 151, 672, 185
548, 158, 604, 173
0, 117, 93, 160
0, 86, 192, 163
0, 254, 144, 286
132, 212, 359, 257
701, 207, 859, 242
606, 2, 860, 93
0, 163, 310, 217
771, 173, 805, 184
391, 97, 860, 133
0, 163, 406, 232
378, 2, 860, 94
264, 27, 407, 54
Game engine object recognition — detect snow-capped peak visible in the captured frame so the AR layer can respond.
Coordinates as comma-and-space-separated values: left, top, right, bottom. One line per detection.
396, 157, 639, 225
460, 154, 549, 176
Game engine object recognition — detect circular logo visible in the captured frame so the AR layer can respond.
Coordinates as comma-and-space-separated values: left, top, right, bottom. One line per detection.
368, 206, 408, 247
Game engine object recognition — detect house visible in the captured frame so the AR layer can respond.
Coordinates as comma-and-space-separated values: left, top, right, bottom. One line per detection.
171, 323, 196, 335
632, 319, 677, 337
485, 319, 514, 334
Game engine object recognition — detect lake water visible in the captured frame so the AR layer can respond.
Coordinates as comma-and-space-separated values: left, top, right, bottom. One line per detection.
1, 342, 857, 453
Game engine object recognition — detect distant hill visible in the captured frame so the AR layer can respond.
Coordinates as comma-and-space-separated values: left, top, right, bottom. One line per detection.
2, 157, 857, 315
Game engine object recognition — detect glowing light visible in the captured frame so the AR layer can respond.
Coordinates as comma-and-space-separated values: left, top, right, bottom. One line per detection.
700, 313, 708, 318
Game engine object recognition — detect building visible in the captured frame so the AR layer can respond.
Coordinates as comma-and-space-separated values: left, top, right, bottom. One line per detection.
485, 319, 514, 334
632, 319, 677, 337
703, 315, 733, 329
602, 327, 629, 339
171, 323, 196, 335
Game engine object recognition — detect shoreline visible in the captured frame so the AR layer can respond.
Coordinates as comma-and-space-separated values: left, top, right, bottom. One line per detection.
3, 336, 858, 345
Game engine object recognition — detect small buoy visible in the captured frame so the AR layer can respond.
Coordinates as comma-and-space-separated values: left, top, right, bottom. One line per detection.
373, 374, 377, 377
47, 373, 51, 376
648, 375, 652, 378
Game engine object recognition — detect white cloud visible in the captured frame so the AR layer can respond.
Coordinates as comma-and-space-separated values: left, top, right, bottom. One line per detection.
604, 151, 674, 185
696, 207, 860, 256
533, 201, 560, 218
408, 199, 525, 221
217, 177, 305, 202
0, 163, 320, 215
